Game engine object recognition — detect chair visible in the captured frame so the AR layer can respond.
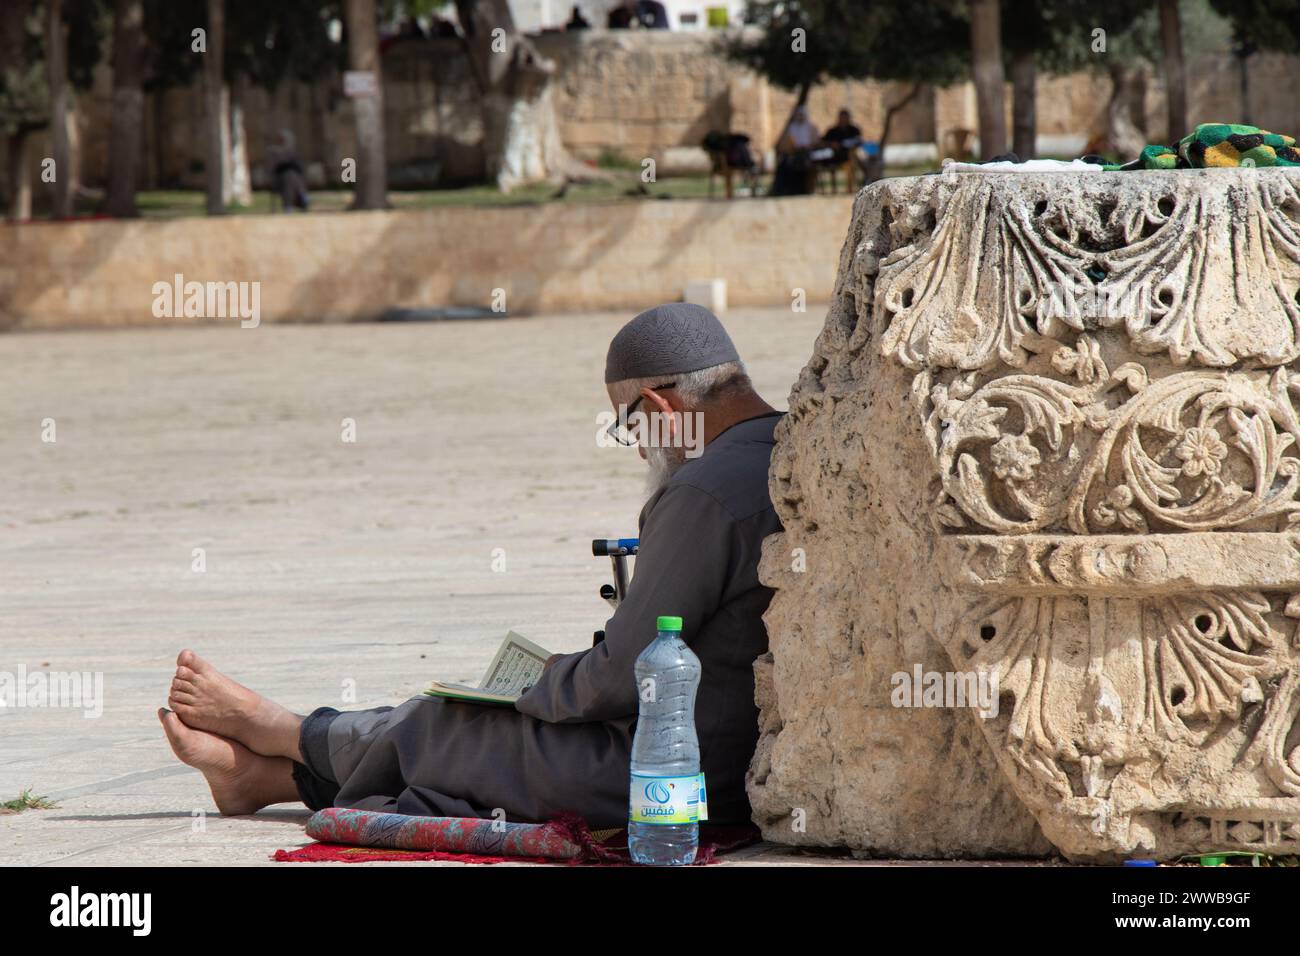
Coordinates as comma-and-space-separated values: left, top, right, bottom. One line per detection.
703, 132, 761, 199
815, 154, 858, 194
942, 128, 976, 162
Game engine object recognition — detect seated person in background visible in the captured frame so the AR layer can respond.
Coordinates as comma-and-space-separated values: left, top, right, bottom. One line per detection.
429, 14, 458, 37
814, 108, 866, 188
157, 304, 784, 829
565, 5, 590, 29
782, 105, 821, 152
267, 129, 310, 213
608, 0, 669, 29
822, 108, 863, 162
772, 105, 821, 196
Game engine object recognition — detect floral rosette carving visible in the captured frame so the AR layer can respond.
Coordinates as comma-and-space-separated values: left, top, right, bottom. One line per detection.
918, 337, 1300, 535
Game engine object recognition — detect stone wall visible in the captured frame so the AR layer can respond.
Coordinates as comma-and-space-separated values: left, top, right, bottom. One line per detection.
0, 194, 851, 329
535, 30, 936, 165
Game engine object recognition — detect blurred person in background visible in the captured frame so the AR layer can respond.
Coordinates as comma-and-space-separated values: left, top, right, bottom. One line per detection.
268, 129, 310, 213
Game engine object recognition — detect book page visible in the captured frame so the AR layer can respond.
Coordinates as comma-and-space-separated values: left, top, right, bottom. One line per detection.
478, 630, 551, 697
425, 681, 517, 706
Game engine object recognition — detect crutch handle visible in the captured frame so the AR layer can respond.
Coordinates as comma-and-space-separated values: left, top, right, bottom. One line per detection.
592, 538, 639, 556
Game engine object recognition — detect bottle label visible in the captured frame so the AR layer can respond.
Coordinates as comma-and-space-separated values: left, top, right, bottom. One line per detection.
629, 772, 699, 825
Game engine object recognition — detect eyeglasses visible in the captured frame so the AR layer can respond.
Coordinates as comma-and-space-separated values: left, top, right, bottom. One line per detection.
606, 382, 676, 446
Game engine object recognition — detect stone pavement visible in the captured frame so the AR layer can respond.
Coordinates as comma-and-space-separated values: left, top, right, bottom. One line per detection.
0, 306, 941, 867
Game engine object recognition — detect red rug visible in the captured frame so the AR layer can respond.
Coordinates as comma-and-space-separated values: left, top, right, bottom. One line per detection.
272, 808, 758, 865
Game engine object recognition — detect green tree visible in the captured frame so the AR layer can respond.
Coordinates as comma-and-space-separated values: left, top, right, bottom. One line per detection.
453, 0, 598, 192
727, 0, 820, 116
1000, 0, 1147, 160
140, 0, 341, 208
226, 0, 341, 92
1, 0, 48, 219
226, 0, 342, 205
729, 0, 968, 167
1009, 0, 1225, 159
2, 0, 105, 220
1209, 0, 1300, 49
1209, 0, 1300, 125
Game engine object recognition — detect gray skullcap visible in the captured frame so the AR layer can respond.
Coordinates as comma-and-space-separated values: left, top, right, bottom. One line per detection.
604, 303, 740, 384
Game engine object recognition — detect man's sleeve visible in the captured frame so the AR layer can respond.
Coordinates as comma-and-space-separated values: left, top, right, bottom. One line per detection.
515, 484, 734, 724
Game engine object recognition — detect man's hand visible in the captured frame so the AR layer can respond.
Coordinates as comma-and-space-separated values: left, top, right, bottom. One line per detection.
543, 654, 563, 673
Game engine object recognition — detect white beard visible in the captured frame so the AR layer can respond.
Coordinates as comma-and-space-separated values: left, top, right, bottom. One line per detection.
644, 442, 687, 499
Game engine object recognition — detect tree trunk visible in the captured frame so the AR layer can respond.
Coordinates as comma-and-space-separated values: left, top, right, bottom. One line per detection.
204, 0, 229, 214
1106, 63, 1149, 160
310, 76, 337, 180
1010, 49, 1036, 160
46, 0, 74, 218
868, 81, 924, 182
772, 80, 812, 153
481, 84, 568, 192
969, 0, 1006, 159
455, 0, 582, 192
105, 0, 144, 217
67, 100, 82, 195
150, 85, 166, 187
0, 0, 38, 220
229, 73, 253, 206
6, 133, 32, 221
1236, 48, 1252, 127
1158, 0, 1187, 143
343, 0, 388, 208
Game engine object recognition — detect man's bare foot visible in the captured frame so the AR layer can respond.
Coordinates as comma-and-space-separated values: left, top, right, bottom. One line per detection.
168, 650, 303, 761
157, 708, 299, 815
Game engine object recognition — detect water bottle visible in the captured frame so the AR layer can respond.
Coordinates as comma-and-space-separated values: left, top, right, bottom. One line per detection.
628, 614, 702, 866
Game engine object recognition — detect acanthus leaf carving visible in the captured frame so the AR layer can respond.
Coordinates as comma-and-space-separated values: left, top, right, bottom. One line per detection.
874, 175, 1300, 371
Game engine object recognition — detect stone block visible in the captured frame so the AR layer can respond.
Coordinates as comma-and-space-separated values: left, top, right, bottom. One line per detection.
684, 279, 727, 313
751, 167, 1300, 861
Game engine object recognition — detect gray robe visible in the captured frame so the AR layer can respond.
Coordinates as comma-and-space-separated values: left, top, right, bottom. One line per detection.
295, 413, 783, 826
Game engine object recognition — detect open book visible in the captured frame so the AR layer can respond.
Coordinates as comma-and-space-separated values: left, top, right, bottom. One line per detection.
424, 631, 553, 706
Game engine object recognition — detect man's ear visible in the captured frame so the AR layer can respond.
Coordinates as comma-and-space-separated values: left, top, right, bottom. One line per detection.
639, 386, 675, 415
640, 386, 680, 441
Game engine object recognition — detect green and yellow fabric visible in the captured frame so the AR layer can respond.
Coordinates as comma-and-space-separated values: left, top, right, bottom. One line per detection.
1107, 123, 1300, 170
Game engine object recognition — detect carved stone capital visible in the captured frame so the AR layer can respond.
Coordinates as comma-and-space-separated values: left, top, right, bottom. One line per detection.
752, 168, 1300, 860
